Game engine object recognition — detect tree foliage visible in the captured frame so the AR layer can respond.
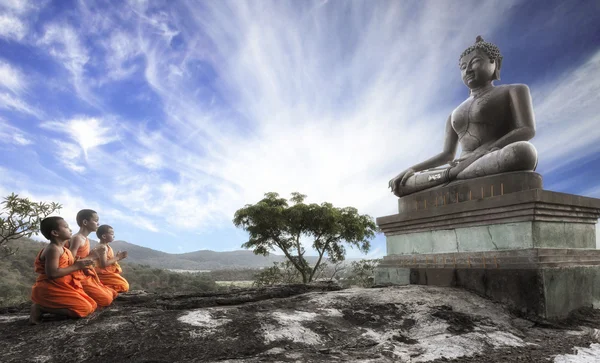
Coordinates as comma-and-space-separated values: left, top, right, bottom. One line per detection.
233, 192, 377, 283
347, 259, 382, 287
0, 193, 61, 258
252, 261, 302, 287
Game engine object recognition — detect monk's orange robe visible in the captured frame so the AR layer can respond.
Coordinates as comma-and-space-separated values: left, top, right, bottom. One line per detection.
95, 244, 129, 293
31, 248, 97, 317
65, 238, 117, 306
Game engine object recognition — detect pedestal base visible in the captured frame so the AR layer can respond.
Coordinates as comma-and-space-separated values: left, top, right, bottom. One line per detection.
376, 176, 600, 319
375, 249, 600, 318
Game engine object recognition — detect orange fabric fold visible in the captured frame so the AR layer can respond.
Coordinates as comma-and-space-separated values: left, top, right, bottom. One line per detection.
95, 245, 129, 293
30, 248, 97, 318
66, 237, 117, 306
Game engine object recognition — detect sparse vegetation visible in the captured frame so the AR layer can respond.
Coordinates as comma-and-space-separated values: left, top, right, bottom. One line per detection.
346, 258, 382, 287
121, 263, 217, 293
233, 192, 377, 283
0, 193, 61, 258
251, 258, 381, 288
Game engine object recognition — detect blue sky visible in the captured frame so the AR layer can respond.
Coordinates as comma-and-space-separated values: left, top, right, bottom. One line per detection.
0, 0, 599, 257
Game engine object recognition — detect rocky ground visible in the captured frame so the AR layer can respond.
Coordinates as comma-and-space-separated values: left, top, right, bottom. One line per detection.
1, 284, 599, 363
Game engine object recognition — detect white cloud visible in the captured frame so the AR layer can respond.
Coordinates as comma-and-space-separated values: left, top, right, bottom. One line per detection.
11, 133, 31, 145
0, 14, 26, 40
0, 92, 41, 117
41, 117, 118, 159
0, 170, 160, 235
54, 142, 85, 173
0, 119, 33, 146
0, 0, 37, 14
137, 154, 163, 170
102, 31, 141, 81
0, 0, 46, 41
0, 60, 27, 93
38, 24, 99, 106
532, 50, 600, 172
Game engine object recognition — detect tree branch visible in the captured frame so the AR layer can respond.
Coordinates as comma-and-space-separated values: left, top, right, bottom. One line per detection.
309, 238, 331, 282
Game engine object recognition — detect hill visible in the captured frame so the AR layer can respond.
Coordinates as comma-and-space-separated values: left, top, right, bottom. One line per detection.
89, 240, 324, 270
6, 237, 335, 271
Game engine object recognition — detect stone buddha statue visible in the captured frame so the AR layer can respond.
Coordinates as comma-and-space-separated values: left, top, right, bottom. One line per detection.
389, 36, 538, 197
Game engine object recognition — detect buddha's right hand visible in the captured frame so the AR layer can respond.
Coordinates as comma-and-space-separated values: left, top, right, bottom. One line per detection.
389, 168, 416, 192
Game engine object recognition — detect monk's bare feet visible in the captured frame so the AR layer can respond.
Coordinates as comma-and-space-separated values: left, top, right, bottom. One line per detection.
29, 303, 42, 325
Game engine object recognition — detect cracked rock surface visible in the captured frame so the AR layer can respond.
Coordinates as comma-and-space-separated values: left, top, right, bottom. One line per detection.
1, 284, 599, 363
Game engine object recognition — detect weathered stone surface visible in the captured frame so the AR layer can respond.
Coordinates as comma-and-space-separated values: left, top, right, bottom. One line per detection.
397, 171, 543, 213
542, 267, 600, 318
380, 248, 600, 269
2, 285, 599, 363
379, 189, 600, 236
376, 249, 600, 318
385, 221, 597, 255
373, 267, 410, 285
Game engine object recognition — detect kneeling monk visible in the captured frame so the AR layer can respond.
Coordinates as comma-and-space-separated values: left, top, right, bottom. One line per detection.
66, 209, 117, 306
91, 225, 129, 293
30, 217, 97, 324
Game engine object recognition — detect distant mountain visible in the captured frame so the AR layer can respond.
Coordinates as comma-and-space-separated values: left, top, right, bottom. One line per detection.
88, 240, 324, 270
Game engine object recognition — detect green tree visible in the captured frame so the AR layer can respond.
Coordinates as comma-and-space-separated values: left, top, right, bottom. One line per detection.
0, 193, 61, 258
233, 192, 377, 284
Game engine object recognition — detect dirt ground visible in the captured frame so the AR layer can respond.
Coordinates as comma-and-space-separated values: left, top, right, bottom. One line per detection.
0, 283, 599, 363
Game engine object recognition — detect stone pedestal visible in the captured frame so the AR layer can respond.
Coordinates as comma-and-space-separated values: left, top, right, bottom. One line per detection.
376, 172, 600, 319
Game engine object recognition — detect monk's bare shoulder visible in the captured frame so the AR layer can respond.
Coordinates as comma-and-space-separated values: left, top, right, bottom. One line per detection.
69, 233, 86, 247
42, 244, 61, 260
93, 244, 107, 254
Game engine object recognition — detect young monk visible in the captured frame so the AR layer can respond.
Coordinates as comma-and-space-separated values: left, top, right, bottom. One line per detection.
30, 217, 97, 324
65, 209, 117, 307
91, 225, 129, 293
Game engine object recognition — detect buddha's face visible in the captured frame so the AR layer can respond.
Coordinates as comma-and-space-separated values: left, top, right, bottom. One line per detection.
459, 50, 496, 89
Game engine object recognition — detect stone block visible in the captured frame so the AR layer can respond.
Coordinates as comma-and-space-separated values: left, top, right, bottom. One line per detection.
374, 267, 410, 285
533, 222, 596, 249
541, 267, 600, 318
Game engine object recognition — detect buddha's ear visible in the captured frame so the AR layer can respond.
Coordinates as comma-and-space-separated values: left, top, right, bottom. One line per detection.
493, 57, 503, 81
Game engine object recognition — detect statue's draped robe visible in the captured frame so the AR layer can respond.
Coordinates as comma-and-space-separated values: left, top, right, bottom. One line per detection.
95, 245, 129, 293
65, 238, 117, 306
30, 248, 97, 317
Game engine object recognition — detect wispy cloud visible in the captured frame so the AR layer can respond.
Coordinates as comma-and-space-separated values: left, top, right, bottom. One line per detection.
0, 165, 160, 235
54, 142, 85, 173
0, 14, 25, 41
115, 0, 519, 227
0, 0, 38, 14
41, 117, 118, 160
37, 24, 99, 107
102, 31, 141, 81
0, 60, 27, 94
0, 92, 41, 117
0, 0, 45, 41
0, 118, 32, 145
532, 50, 600, 172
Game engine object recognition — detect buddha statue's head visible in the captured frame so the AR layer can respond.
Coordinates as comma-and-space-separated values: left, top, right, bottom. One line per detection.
459, 36, 503, 89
